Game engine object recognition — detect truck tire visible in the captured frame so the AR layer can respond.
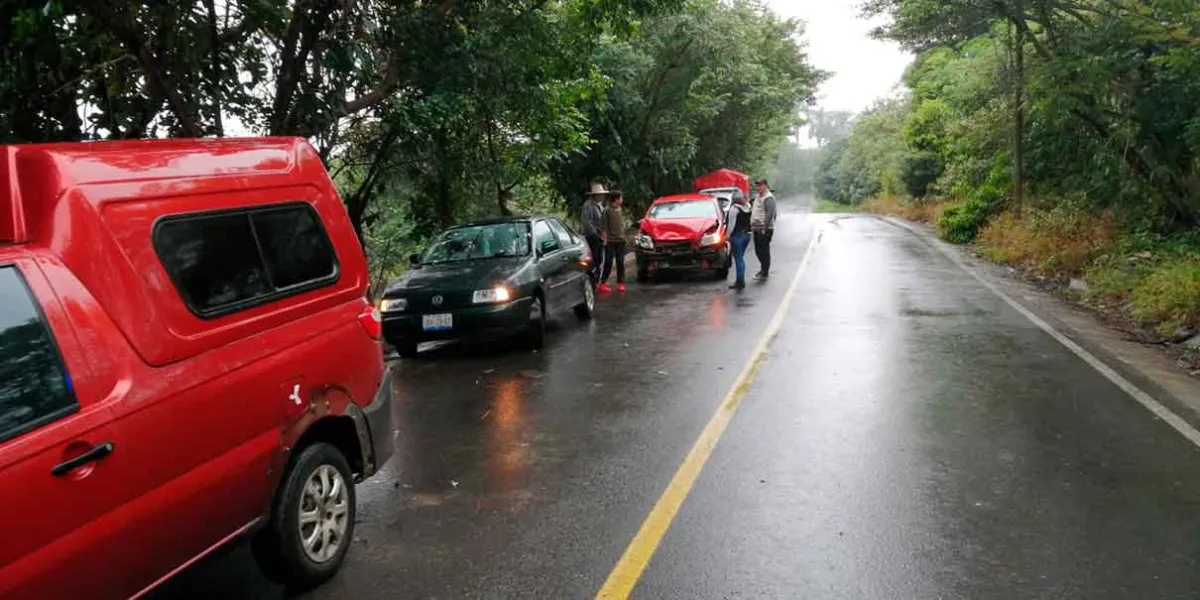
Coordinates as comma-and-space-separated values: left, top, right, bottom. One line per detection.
252, 442, 357, 592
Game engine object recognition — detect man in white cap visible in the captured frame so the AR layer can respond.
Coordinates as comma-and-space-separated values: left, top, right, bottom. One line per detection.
581, 182, 609, 283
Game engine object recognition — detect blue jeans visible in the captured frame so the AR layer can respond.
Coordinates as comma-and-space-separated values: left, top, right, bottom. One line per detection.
730, 231, 751, 283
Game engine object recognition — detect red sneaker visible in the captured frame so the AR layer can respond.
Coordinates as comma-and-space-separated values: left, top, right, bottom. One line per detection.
617, 283, 627, 292
597, 283, 612, 293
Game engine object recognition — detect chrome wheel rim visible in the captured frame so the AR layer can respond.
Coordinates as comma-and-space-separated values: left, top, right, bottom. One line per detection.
299, 464, 349, 563
584, 280, 595, 310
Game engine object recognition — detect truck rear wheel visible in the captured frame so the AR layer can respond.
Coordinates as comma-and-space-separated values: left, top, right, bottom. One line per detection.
253, 442, 357, 592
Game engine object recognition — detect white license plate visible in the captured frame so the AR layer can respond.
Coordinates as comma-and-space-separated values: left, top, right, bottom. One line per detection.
422, 313, 453, 331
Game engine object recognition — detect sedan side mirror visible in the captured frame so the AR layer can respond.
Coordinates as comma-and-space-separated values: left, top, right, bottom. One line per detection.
408, 253, 422, 268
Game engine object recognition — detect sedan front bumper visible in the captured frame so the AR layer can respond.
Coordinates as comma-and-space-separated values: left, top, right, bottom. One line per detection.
381, 296, 534, 346
636, 246, 729, 271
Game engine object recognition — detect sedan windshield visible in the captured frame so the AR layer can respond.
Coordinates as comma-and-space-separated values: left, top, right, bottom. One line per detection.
648, 201, 717, 219
423, 222, 530, 264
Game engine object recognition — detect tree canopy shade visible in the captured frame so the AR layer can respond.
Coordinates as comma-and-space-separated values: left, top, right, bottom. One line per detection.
1, 0, 822, 285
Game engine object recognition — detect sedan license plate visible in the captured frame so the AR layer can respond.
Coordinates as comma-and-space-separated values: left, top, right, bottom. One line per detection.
422, 313, 453, 332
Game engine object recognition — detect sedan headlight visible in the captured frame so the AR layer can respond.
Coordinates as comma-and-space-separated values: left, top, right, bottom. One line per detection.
472, 286, 513, 304
379, 297, 407, 313
699, 231, 723, 247
635, 233, 654, 250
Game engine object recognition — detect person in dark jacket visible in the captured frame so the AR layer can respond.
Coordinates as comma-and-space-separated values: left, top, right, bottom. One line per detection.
599, 190, 627, 293
580, 182, 609, 283
726, 189, 753, 290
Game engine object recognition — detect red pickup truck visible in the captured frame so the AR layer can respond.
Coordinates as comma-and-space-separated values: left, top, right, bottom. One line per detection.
0, 138, 394, 598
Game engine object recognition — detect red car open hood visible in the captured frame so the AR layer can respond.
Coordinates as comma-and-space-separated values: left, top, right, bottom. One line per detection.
693, 168, 750, 199
641, 217, 718, 241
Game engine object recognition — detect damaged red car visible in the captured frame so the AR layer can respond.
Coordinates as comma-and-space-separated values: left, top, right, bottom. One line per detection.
634, 194, 730, 282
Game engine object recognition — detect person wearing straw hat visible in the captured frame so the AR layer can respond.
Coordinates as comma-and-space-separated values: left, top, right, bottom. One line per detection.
581, 182, 609, 283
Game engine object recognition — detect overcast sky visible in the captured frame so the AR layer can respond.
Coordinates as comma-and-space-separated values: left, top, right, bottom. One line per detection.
767, 0, 912, 115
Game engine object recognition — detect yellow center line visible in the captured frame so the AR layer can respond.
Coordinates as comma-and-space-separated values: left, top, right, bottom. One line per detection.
596, 225, 822, 599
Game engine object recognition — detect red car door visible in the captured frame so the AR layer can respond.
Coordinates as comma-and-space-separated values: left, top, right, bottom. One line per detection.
0, 257, 136, 600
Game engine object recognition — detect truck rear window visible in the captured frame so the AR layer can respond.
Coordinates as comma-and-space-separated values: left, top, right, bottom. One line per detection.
0, 267, 76, 442
154, 203, 338, 318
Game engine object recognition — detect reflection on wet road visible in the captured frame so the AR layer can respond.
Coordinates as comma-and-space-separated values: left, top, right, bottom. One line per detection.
151, 200, 1200, 599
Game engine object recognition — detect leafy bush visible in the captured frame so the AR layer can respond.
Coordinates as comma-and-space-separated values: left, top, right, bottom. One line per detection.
1129, 260, 1200, 335
900, 150, 943, 198
937, 199, 990, 243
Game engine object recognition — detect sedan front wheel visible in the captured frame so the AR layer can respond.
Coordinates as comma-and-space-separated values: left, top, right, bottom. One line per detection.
574, 278, 594, 321
526, 294, 546, 350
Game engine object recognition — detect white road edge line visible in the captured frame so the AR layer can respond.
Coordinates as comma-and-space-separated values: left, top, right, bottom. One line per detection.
884, 216, 1200, 449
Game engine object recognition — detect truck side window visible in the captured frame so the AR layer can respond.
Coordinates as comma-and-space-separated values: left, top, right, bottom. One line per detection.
155, 212, 272, 313
0, 267, 77, 443
252, 206, 336, 289
155, 203, 338, 318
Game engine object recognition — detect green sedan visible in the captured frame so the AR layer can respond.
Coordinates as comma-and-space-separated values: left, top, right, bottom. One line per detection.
379, 216, 595, 357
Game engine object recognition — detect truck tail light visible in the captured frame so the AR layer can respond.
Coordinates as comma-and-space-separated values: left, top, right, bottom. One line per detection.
358, 304, 382, 340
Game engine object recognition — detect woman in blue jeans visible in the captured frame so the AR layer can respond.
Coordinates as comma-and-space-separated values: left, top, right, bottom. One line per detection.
726, 190, 753, 289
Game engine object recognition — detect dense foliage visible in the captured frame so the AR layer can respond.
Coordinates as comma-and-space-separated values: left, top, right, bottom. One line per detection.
819, 1, 1200, 232
550, 0, 824, 216
0, 0, 823, 289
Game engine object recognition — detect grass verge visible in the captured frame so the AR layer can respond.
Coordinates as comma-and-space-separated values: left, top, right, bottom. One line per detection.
976, 206, 1200, 338
863, 195, 954, 223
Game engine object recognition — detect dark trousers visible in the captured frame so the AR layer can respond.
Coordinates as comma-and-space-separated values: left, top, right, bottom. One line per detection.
601, 241, 626, 284
754, 229, 773, 275
586, 235, 604, 282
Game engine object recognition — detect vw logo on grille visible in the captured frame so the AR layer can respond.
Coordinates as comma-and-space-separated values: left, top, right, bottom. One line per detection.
432, 295, 444, 306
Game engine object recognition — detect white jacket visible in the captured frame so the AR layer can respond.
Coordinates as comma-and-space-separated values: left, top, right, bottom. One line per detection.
751, 192, 776, 230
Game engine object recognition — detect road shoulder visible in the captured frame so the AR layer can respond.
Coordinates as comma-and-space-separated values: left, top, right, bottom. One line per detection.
878, 214, 1200, 430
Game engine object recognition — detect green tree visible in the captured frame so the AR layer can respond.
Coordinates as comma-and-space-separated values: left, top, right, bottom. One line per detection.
551, 0, 826, 214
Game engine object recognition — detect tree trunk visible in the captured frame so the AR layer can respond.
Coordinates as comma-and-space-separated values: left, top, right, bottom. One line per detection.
497, 186, 513, 216
203, 0, 224, 136
433, 134, 455, 227
1012, 10, 1026, 214
343, 125, 401, 249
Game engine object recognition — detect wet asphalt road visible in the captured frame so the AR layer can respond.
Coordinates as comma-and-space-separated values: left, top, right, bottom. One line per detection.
152, 197, 1200, 599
